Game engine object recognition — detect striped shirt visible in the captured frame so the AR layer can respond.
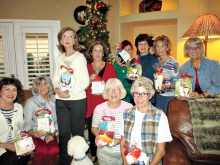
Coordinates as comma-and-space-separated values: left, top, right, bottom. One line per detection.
160, 57, 179, 96
92, 101, 133, 154
1, 108, 16, 143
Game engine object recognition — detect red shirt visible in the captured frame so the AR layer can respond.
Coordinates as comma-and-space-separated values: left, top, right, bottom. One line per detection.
86, 63, 117, 118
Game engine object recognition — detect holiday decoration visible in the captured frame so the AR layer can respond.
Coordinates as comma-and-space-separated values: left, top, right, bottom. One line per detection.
175, 73, 193, 97
76, 0, 112, 63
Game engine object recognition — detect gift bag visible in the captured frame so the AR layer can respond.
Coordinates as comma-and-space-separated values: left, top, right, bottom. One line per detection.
124, 145, 150, 165
35, 109, 55, 134
127, 58, 142, 78
91, 68, 105, 95
175, 74, 193, 97
14, 131, 35, 156
96, 116, 115, 147
59, 61, 75, 92
114, 43, 132, 66
153, 63, 165, 90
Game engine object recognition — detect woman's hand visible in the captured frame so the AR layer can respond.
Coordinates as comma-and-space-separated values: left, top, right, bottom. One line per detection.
1, 143, 16, 152
116, 57, 123, 66
45, 134, 54, 144
176, 95, 187, 100
89, 74, 96, 83
55, 87, 70, 98
189, 92, 203, 98
32, 130, 45, 138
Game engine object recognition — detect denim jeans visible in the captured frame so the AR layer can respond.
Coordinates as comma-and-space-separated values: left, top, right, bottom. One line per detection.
56, 98, 87, 165
155, 94, 174, 114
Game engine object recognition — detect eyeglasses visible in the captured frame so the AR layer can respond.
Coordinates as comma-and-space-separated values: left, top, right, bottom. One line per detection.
187, 46, 201, 51
107, 88, 120, 92
133, 92, 150, 98
62, 35, 74, 39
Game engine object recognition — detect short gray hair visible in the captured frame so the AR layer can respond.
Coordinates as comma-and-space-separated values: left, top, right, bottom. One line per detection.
184, 37, 204, 57
32, 76, 54, 96
102, 78, 127, 100
130, 77, 155, 96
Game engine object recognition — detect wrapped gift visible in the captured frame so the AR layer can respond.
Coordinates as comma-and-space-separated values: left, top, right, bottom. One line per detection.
175, 74, 193, 97
117, 50, 132, 66
127, 58, 142, 78
14, 131, 35, 156
91, 75, 105, 95
35, 109, 55, 134
59, 64, 75, 92
96, 116, 115, 147
153, 68, 166, 90
124, 145, 150, 165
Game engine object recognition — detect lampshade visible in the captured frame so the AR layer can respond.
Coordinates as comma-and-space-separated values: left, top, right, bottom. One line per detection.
182, 13, 220, 39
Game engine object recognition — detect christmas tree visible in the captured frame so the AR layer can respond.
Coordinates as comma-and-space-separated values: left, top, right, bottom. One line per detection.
77, 0, 111, 63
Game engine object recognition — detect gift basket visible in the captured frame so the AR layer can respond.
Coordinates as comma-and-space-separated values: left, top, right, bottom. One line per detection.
127, 57, 142, 78
96, 115, 115, 147
153, 63, 166, 90
175, 72, 193, 97
35, 109, 56, 135
59, 61, 75, 92
124, 145, 150, 165
91, 68, 105, 95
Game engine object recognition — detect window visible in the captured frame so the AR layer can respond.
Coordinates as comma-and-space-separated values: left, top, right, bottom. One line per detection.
0, 20, 60, 89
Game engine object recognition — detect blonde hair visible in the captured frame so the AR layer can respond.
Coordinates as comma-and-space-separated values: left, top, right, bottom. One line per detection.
102, 78, 127, 100
153, 35, 173, 56
130, 76, 155, 96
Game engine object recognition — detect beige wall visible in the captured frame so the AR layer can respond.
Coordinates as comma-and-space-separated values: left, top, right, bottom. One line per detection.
0, 0, 220, 64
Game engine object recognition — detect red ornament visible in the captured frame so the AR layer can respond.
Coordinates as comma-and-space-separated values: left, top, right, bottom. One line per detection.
96, 3, 103, 9
90, 23, 94, 29
100, 24, 105, 28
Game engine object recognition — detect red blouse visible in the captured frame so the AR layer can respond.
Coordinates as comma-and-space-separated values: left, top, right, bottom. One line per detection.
86, 63, 117, 118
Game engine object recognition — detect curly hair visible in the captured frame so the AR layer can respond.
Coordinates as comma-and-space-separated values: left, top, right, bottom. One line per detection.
57, 27, 80, 53
135, 33, 154, 56
0, 77, 24, 104
87, 40, 108, 62
153, 35, 173, 56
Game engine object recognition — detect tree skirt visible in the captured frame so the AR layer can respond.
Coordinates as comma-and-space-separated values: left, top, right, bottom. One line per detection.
187, 97, 220, 154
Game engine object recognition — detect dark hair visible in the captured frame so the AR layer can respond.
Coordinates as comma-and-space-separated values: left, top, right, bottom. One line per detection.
0, 77, 24, 104
57, 27, 80, 53
135, 33, 154, 55
87, 40, 108, 62
121, 40, 133, 50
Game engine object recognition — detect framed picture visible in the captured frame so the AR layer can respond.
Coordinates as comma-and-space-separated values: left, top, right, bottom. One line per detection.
74, 6, 88, 25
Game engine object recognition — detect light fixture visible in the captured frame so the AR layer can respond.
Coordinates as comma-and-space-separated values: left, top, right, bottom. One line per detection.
182, 13, 220, 56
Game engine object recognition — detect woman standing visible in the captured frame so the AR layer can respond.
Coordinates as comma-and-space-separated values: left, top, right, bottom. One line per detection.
0, 78, 31, 165
53, 27, 89, 165
120, 77, 172, 165
24, 76, 59, 165
113, 40, 133, 102
153, 35, 179, 114
91, 78, 133, 165
178, 37, 220, 99
129, 34, 159, 104
86, 40, 117, 162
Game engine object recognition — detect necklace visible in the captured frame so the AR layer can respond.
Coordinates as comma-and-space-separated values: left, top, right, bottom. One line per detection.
0, 101, 14, 110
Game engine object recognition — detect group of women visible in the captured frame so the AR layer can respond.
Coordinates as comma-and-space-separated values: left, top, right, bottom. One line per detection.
0, 26, 219, 165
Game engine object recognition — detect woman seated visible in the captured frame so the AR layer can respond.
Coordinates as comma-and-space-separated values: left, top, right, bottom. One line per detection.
0, 77, 31, 165
178, 37, 220, 99
24, 76, 59, 165
91, 78, 133, 165
120, 77, 172, 165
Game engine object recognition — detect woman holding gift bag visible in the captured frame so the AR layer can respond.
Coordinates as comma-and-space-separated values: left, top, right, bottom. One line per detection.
120, 77, 172, 165
153, 35, 179, 114
113, 40, 133, 103
86, 40, 117, 163
53, 27, 89, 165
91, 78, 133, 165
0, 77, 31, 165
24, 76, 59, 165
178, 37, 220, 99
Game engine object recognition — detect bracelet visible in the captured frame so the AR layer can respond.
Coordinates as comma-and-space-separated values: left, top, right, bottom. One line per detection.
201, 93, 206, 98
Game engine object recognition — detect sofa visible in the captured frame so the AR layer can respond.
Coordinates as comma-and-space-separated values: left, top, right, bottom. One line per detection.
163, 98, 220, 165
